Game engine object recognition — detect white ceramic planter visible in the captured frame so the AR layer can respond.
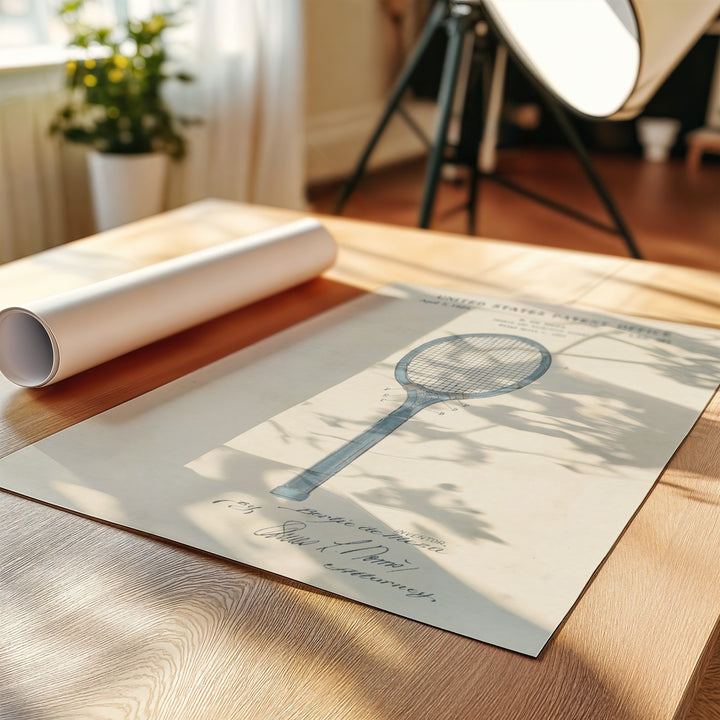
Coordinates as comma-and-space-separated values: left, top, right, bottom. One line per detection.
636, 117, 681, 162
87, 151, 169, 231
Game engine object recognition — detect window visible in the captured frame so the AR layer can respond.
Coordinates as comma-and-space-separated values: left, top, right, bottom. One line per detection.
0, 0, 63, 49
0, 1, 172, 69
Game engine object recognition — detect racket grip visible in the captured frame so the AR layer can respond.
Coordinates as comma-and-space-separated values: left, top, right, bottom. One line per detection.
271, 402, 421, 501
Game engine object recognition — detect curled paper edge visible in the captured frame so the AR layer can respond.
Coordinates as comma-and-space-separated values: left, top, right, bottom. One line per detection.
0, 218, 337, 387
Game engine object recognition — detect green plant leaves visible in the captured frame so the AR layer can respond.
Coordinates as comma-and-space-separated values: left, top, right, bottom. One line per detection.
49, 0, 192, 158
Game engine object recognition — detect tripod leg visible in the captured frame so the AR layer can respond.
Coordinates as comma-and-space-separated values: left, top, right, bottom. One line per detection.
467, 148, 480, 235
538, 87, 643, 259
461, 35, 490, 235
334, 0, 447, 214
463, 33, 498, 235
440, 26, 476, 184
418, 10, 474, 228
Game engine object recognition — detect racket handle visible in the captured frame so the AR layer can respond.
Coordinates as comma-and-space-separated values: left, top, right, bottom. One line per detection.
271, 402, 422, 501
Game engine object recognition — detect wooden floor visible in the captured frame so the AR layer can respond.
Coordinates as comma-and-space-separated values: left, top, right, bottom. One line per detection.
309, 148, 720, 273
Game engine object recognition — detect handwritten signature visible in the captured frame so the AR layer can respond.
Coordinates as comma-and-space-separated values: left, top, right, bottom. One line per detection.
253, 520, 437, 602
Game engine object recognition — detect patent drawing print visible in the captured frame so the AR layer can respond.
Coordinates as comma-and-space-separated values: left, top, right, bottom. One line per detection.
271, 333, 552, 500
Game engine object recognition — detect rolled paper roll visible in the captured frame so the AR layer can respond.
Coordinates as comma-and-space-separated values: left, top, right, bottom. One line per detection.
0, 218, 337, 387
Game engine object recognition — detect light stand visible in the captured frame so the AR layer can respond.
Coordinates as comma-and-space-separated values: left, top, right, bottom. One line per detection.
334, 0, 642, 258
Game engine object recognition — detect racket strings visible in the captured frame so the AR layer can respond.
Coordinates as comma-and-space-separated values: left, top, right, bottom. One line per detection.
405, 335, 544, 396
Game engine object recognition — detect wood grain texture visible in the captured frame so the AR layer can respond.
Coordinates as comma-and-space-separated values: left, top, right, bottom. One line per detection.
1, 199, 719, 720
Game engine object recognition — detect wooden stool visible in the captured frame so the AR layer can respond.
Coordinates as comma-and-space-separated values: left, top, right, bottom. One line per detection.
686, 127, 720, 170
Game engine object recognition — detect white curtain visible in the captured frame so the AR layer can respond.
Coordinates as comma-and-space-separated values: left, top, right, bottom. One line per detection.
0, 0, 306, 263
0, 66, 68, 264
167, 0, 307, 211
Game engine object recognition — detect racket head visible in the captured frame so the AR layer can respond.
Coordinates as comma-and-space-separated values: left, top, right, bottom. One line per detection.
395, 333, 551, 400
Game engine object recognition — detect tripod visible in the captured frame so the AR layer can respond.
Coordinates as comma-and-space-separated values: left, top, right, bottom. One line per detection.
334, 0, 642, 260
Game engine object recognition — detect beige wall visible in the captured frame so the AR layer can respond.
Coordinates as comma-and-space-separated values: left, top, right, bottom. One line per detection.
304, 0, 435, 184
305, 0, 393, 118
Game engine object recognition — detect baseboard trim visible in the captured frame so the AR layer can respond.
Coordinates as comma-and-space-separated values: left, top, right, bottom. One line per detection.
305, 98, 437, 184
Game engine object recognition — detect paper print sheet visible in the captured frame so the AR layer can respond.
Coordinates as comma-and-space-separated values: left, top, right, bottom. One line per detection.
1, 286, 718, 656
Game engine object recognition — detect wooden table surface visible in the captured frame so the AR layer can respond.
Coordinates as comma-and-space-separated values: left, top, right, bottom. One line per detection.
1, 199, 719, 720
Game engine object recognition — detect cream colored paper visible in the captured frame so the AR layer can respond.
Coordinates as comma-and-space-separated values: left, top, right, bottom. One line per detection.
0, 286, 718, 656
0, 218, 336, 387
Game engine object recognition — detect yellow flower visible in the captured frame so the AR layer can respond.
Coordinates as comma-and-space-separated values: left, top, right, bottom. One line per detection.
84, 59, 96, 69
83, 75, 98, 87
113, 55, 129, 69
108, 68, 124, 83
147, 16, 165, 33
66, 60, 77, 74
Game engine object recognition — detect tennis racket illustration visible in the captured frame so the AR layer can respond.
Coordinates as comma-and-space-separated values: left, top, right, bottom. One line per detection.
271, 333, 551, 501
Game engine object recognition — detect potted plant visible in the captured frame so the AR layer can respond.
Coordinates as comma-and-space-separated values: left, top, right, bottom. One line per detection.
50, 0, 193, 231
